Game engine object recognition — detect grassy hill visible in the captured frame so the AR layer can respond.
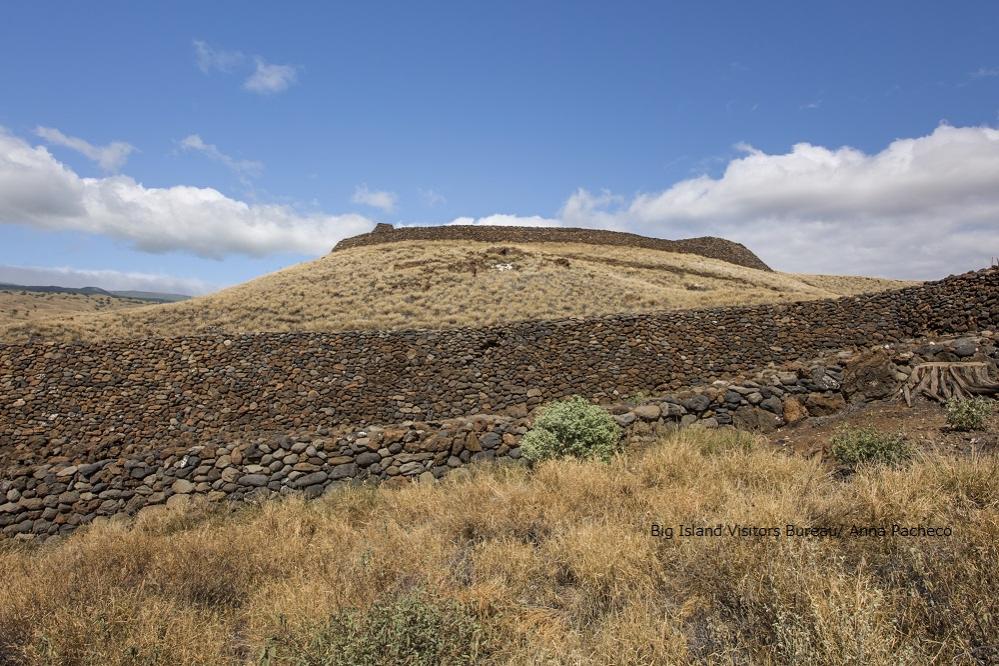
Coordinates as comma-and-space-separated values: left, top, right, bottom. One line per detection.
0, 289, 152, 329
0, 240, 915, 342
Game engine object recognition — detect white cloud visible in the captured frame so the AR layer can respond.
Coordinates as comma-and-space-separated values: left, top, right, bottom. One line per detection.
193, 40, 244, 73
419, 188, 447, 207
423, 125, 999, 279
557, 124, 999, 279
352, 184, 397, 213
0, 128, 374, 258
0, 264, 213, 295
179, 134, 263, 182
194, 41, 297, 96
446, 214, 559, 228
244, 57, 298, 94
34, 126, 136, 172
8, 124, 999, 281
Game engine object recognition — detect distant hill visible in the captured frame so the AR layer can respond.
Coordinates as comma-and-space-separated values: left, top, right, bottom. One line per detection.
104, 290, 191, 303
0, 283, 190, 303
0, 238, 916, 343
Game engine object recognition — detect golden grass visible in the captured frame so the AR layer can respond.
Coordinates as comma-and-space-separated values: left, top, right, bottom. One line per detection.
0, 290, 148, 328
1, 428, 995, 664
0, 241, 915, 342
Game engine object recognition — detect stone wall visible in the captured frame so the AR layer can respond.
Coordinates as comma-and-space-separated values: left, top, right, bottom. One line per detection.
3, 334, 995, 541
332, 224, 774, 272
2, 267, 998, 474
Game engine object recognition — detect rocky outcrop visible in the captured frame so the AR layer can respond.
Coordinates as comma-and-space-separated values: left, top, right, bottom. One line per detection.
332, 224, 773, 272
843, 348, 900, 403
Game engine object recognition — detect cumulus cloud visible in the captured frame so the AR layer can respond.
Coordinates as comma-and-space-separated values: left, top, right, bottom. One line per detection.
179, 134, 263, 182
427, 125, 999, 279
244, 57, 298, 94
193, 40, 244, 73
7, 123, 999, 280
558, 124, 999, 279
0, 128, 374, 258
0, 264, 213, 295
352, 184, 398, 213
34, 126, 136, 172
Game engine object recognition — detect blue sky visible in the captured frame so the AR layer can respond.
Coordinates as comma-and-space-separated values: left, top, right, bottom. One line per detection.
1, 1, 998, 293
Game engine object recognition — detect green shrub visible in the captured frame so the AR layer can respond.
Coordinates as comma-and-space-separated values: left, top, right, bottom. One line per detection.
520, 396, 621, 463
945, 397, 994, 431
830, 427, 911, 467
624, 390, 650, 406
292, 589, 489, 666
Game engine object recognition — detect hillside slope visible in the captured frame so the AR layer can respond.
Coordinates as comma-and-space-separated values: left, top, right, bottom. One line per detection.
0, 289, 150, 329
0, 240, 915, 342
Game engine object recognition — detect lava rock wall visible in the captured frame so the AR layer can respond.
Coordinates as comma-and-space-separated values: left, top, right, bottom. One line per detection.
2, 268, 997, 469
332, 224, 774, 271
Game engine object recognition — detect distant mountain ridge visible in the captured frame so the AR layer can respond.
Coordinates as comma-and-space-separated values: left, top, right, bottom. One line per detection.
0, 283, 190, 303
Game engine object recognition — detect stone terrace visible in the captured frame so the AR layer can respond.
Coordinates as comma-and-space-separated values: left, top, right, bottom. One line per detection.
331, 224, 774, 272
2, 267, 997, 472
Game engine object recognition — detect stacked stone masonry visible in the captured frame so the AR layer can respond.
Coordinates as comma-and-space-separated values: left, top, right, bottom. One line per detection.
2, 333, 996, 540
2, 267, 998, 462
332, 224, 774, 272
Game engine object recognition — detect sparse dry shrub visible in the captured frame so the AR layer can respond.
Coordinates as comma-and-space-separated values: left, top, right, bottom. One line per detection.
268, 588, 492, 666
831, 426, 912, 467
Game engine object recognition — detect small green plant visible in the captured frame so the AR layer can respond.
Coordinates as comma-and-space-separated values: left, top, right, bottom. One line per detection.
520, 396, 622, 463
293, 589, 488, 665
945, 397, 994, 431
624, 390, 650, 406
830, 427, 911, 467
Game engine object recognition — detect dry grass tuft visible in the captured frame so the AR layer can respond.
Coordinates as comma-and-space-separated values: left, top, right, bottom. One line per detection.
0, 241, 915, 342
1, 428, 996, 664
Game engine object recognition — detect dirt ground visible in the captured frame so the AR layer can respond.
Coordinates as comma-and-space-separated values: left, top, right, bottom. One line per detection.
770, 398, 999, 460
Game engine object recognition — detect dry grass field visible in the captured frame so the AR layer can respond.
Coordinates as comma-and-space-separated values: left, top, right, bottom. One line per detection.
0, 427, 995, 665
0, 290, 149, 329
0, 241, 915, 342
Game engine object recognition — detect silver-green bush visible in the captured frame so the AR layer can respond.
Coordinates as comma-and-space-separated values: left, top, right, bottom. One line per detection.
945, 397, 994, 431
521, 396, 621, 463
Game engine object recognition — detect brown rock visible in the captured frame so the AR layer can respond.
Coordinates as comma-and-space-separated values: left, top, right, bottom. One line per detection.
382, 429, 406, 445
805, 393, 846, 416
633, 404, 661, 421
732, 405, 779, 433
506, 403, 529, 418
782, 397, 808, 424
465, 432, 482, 452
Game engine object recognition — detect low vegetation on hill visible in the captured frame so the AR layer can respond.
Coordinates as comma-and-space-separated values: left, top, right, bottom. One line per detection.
0, 241, 915, 342
1, 427, 995, 665
0, 289, 148, 329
